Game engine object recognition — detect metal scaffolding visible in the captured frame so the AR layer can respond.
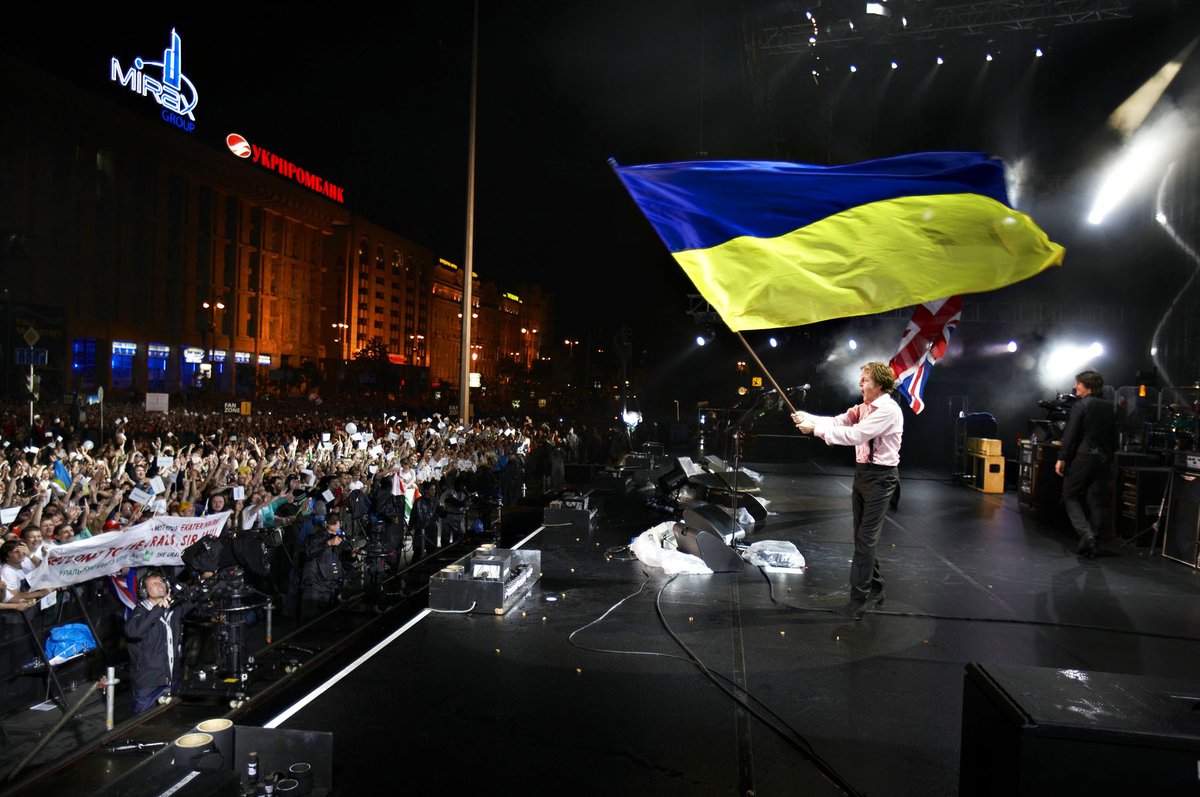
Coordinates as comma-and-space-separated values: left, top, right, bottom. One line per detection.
759, 0, 1133, 56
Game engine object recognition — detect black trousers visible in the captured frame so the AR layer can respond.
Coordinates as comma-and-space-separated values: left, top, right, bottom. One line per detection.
850, 464, 899, 600
1062, 453, 1109, 540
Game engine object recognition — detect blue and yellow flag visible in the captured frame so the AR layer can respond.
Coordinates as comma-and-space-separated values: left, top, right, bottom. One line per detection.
52, 460, 72, 493
612, 152, 1064, 331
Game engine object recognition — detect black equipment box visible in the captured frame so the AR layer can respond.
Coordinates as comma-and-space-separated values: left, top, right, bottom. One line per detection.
960, 662, 1200, 796
593, 467, 634, 492
428, 546, 541, 615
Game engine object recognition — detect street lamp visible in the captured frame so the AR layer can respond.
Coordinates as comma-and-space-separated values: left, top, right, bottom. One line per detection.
331, 322, 349, 361
201, 300, 226, 389
409, 333, 425, 366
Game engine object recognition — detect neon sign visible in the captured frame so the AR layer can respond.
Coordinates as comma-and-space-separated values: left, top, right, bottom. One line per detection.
110, 29, 199, 132
225, 133, 345, 204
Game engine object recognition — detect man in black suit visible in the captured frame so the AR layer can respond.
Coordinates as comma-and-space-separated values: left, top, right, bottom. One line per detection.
1055, 370, 1117, 558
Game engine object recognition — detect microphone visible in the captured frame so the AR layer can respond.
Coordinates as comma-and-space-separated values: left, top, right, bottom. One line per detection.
766, 384, 810, 395
103, 740, 167, 754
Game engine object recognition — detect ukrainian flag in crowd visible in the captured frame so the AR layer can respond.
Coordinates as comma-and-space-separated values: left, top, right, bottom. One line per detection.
612, 152, 1064, 331
51, 460, 72, 493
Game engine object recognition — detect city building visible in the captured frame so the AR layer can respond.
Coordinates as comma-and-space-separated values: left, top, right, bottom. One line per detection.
0, 51, 550, 406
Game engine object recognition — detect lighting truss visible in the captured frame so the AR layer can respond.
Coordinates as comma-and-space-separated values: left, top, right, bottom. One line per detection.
759, 0, 1132, 55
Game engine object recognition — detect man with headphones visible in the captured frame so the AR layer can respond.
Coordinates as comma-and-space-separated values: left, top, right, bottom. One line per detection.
124, 568, 195, 714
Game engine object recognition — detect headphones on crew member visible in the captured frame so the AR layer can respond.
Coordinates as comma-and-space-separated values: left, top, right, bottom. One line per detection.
137, 568, 168, 601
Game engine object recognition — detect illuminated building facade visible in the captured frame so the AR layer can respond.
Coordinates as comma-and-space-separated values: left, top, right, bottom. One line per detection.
0, 54, 550, 403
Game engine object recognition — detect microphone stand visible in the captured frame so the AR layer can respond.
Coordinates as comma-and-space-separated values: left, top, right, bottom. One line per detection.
724, 391, 770, 550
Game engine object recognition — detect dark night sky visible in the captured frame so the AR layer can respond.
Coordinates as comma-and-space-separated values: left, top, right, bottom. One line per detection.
8, 2, 1200, 423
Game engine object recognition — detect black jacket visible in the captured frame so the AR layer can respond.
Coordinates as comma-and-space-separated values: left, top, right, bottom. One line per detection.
301, 533, 343, 593
1059, 395, 1117, 464
125, 598, 193, 690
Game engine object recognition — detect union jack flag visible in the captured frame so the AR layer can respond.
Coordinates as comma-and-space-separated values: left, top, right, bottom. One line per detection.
889, 296, 962, 414
109, 568, 139, 618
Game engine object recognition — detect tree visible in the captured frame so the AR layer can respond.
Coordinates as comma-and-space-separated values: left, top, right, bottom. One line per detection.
351, 336, 398, 395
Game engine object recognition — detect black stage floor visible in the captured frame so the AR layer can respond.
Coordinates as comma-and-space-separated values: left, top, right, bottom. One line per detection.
8, 458, 1200, 796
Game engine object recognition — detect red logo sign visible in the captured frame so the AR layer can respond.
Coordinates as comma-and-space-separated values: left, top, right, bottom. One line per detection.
224, 132, 345, 204
226, 133, 251, 159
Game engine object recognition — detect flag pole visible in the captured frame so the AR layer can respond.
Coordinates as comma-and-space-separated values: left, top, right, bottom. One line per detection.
734, 332, 799, 415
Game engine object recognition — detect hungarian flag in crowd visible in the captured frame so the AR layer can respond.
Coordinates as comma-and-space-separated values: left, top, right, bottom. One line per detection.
889, 296, 962, 414
612, 152, 1064, 330
393, 471, 420, 522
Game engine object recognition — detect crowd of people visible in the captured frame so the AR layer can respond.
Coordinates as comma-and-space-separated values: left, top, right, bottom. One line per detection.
0, 395, 642, 713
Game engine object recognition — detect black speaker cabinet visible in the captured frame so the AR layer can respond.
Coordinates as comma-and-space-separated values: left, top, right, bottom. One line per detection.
960, 662, 1200, 796
681, 502, 741, 539
674, 504, 744, 573
1162, 470, 1200, 567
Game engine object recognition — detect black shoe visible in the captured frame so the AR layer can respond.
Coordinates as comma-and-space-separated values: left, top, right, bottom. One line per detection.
836, 598, 867, 620
1077, 534, 1097, 557
868, 588, 886, 608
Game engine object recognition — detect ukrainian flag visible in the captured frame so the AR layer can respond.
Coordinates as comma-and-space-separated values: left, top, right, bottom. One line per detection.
613, 152, 1064, 331
52, 460, 72, 493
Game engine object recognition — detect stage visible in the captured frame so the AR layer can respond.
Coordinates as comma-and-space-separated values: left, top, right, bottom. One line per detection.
9, 457, 1200, 796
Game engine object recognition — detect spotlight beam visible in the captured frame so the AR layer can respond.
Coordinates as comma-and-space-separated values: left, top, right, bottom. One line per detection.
1108, 38, 1197, 137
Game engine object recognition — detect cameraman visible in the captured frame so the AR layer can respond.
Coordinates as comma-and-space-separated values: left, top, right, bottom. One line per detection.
299, 516, 344, 620
125, 568, 195, 714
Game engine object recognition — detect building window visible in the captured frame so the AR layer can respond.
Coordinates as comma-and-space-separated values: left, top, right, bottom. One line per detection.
147, 344, 170, 391
72, 339, 97, 391
111, 341, 137, 391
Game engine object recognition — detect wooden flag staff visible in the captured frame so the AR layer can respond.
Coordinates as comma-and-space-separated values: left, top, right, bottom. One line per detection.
734, 331, 799, 416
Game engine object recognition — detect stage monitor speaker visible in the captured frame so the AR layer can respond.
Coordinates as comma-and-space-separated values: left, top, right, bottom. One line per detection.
735, 493, 768, 524
656, 462, 688, 495
960, 662, 1200, 796
673, 523, 743, 573
681, 502, 741, 539
1162, 470, 1200, 567
703, 454, 727, 472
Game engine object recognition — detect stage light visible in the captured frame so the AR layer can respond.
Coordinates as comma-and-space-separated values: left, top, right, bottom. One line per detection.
850, 64, 858, 73
1039, 342, 1105, 387
1007, 341, 1018, 353
696, 335, 708, 347
986, 53, 993, 62
1087, 131, 1167, 225
890, 61, 898, 69
1034, 48, 1043, 58
1156, 211, 1168, 224
848, 339, 858, 351
936, 56, 944, 65
769, 337, 778, 348
809, 36, 816, 44
621, 410, 643, 427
